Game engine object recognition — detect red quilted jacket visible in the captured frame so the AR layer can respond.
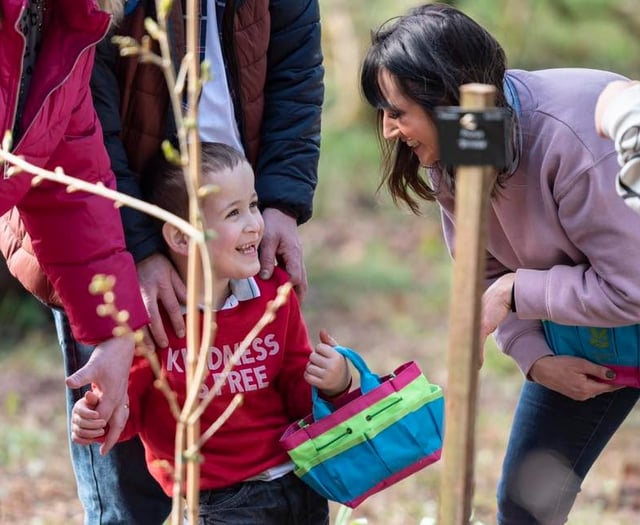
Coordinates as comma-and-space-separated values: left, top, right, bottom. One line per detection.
0, 0, 148, 343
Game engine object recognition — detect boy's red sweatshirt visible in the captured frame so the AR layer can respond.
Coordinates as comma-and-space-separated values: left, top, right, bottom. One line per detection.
120, 268, 312, 494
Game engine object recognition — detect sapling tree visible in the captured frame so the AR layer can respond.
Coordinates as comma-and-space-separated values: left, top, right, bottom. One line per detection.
0, 1, 292, 523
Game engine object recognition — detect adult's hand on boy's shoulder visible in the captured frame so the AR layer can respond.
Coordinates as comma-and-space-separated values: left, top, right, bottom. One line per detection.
259, 208, 308, 301
137, 253, 187, 349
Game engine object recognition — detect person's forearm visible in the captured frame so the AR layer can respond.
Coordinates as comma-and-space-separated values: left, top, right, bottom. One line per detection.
115, 173, 164, 261
601, 82, 640, 161
254, 0, 324, 224
91, 34, 163, 261
494, 316, 553, 377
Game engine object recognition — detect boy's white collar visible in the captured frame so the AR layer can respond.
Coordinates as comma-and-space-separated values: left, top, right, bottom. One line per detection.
219, 277, 261, 310
181, 277, 261, 314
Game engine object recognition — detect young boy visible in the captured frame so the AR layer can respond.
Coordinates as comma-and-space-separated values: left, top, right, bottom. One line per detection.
70, 142, 350, 525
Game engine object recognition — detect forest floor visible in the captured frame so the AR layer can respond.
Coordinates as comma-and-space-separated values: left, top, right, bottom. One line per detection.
2, 215, 640, 525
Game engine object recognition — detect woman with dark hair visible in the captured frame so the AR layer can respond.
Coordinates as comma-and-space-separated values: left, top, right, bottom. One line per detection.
361, 3, 640, 524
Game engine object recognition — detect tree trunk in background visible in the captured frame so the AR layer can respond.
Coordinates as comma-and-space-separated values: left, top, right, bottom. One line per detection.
322, 0, 362, 127
0, 260, 51, 342
0, 260, 30, 299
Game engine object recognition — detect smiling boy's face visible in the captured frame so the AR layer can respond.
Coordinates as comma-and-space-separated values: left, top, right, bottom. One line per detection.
203, 160, 264, 281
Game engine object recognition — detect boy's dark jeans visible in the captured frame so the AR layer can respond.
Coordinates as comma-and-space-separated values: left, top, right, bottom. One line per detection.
198, 472, 329, 525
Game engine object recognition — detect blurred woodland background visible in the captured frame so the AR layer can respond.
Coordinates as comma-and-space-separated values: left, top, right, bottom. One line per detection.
1, 0, 640, 524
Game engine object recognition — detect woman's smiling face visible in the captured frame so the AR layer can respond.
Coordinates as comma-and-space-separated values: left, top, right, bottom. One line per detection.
378, 69, 440, 168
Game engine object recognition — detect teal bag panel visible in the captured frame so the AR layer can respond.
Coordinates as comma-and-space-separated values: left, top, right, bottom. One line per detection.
299, 395, 444, 504
282, 346, 445, 507
542, 320, 640, 367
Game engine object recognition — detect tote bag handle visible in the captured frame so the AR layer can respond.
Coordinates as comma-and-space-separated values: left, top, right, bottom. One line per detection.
312, 345, 382, 420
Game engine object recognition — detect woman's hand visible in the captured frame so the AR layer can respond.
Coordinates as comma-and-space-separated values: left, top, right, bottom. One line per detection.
529, 355, 621, 401
480, 272, 516, 363
305, 330, 351, 397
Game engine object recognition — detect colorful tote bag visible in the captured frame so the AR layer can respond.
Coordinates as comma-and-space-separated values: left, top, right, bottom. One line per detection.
280, 346, 445, 508
542, 320, 640, 387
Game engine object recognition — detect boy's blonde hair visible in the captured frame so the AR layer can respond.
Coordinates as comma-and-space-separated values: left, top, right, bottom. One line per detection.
143, 142, 248, 223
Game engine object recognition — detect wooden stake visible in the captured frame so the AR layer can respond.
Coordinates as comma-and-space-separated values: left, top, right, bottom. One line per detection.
438, 83, 497, 525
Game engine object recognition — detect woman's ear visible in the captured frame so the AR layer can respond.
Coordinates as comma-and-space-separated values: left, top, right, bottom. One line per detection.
162, 223, 189, 256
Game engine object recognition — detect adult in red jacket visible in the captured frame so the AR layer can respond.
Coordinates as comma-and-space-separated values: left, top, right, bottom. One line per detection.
0, 0, 148, 452
1, 0, 323, 523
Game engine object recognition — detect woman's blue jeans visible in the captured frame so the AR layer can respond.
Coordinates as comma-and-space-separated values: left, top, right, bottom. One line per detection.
497, 380, 640, 524
54, 309, 171, 525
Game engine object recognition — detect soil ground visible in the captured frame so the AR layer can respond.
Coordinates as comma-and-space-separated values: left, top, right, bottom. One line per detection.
2, 217, 640, 525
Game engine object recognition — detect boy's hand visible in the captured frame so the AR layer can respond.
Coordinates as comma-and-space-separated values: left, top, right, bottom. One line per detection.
65, 335, 134, 454
71, 390, 108, 445
305, 330, 351, 397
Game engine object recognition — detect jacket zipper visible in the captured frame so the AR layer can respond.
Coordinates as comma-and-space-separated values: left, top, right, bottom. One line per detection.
7, 4, 27, 150
3, 4, 27, 179
221, 0, 245, 147
14, 16, 112, 152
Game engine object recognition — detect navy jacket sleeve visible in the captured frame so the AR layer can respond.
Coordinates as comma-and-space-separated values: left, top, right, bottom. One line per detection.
90, 33, 164, 262
255, 0, 324, 225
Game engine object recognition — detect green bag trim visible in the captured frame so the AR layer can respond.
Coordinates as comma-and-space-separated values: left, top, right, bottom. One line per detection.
288, 375, 442, 476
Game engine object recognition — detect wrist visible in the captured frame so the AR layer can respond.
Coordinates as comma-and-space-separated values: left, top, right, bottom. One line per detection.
527, 354, 553, 382
320, 376, 352, 399
262, 205, 300, 224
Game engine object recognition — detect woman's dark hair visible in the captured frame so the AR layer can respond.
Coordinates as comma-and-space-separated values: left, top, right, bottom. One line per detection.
142, 142, 247, 223
361, 3, 512, 213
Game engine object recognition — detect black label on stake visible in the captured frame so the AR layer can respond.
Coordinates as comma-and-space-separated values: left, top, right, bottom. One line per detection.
435, 107, 511, 168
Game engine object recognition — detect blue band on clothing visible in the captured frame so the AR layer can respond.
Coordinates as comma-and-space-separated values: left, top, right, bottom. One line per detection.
502, 74, 522, 175
542, 320, 640, 387
503, 75, 521, 115
124, 0, 139, 15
